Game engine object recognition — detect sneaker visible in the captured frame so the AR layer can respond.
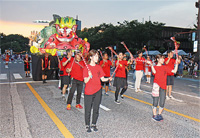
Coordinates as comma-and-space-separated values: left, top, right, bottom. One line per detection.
138, 89, 143, 92
104, 93, 109, 96
86, 125, 92, 132
114, 100, 121, 104
169, 95, 175, 100
152, 115, 160, 121
76, 104, 83, 109
91, 124, 98, 132
135, 89, 139, 93
120, 94, 124, 99
166, 96, 170, 100
62, 94, 66, 100
66, 104, 71, 110
157, 114, 163, 121
26, 74, 28, 77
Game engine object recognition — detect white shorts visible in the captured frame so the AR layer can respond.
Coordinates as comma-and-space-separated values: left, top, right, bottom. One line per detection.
145, 68, 151, 76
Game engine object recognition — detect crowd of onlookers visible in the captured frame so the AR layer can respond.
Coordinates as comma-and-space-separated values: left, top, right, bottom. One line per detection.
149, 55, 199, 78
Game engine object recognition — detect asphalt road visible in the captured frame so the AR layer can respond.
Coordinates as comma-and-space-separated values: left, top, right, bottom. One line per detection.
0, 60, 199, 138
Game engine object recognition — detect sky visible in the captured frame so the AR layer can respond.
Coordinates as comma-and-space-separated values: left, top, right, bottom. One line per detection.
0, 0, 198, 37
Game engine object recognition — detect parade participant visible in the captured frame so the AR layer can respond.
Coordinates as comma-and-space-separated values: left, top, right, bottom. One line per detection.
66, 52, 85, 110
123, 54, 129, 80
164, 50, 176, 100
113, 52, 132, 104
99, 52, 113, 96
135, 50, 145, 92
23, 54, 31, 77
147, 54, 178, 121
83, 49, 111, 132
60, 49, 73, 99
41, 53, 50, 83
145, 56, 152, 83
5, 53, 10, 68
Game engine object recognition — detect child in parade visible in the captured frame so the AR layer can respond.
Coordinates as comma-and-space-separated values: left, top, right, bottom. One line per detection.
164, 50, 176, 100
83, 49, 111, 132
135, 50, 145, 92
66, 52, 85, 110
41, 53, 50, 83
145, 56, 152, 83
113, 52, 132, 104
60, 49, 73, 99
147, 54, 178, 121
99, 52, 113, 96
23, 54, 31, 77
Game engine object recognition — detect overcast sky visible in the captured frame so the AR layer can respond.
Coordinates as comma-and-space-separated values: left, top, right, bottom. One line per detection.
0, 0, 197, 37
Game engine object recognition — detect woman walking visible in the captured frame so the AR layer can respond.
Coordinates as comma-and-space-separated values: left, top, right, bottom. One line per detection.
83, 49, 111, 132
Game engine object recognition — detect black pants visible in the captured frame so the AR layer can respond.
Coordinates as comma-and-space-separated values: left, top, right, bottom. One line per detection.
115, 87, 127, 101
67, 79, 83, 104
84, 89, 102, 126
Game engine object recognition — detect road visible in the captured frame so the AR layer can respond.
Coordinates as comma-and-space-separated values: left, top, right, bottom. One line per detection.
0, 60, 199, 138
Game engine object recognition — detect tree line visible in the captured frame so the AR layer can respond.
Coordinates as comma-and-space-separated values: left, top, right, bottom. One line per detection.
77, 20, 165, 54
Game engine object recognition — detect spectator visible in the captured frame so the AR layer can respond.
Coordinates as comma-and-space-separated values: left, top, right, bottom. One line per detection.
194, 62, 198, 77
189, 60, 194, 75
177, 56, 183, 78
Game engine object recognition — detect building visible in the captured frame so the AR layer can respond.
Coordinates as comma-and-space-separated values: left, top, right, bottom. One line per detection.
151, 26, 193, 53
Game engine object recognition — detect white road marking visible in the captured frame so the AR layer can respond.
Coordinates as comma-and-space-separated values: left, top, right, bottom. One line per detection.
0, 74, 7, 80
81, 95, 111, 111
188, 85, 198, 88
13, 73, 22, 79
0, 80, 58, 85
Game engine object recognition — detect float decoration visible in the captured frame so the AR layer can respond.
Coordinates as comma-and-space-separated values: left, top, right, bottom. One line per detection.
29, 16, 90, 56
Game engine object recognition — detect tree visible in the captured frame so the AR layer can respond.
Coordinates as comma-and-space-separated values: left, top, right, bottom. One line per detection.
0, 33, 29, 54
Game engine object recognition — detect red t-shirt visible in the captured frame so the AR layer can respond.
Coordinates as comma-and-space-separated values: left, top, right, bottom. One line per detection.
99, 60, 112, 77
70, 60, 85, 81
115, 60, 128, 78
83, 64, 105, 95
164, 58, 176, 76
135, 57, 145, 70
153, 65, 172, 89
60, 57, 74, 76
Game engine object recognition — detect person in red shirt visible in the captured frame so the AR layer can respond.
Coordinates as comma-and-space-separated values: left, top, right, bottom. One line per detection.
99, 52, 113, 96
83, 49, 111, 132
135, 50, 145, 92
113, 52, 132, 104
66, 52, 85, 110
5, 53, 10, 68
23, 54, 31, 77
145, 56, 152, 83
60, 49, 73, 100
147, 54, 178, 121
164, 50, 176, 100
41, 53, 51, 83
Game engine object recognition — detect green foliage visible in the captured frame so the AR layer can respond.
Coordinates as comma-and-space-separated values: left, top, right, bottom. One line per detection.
0, 33, 29, 54
78, 20, 165, 52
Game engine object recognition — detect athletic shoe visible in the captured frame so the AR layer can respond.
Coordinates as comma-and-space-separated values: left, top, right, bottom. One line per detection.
157, 114, 163, 121
114, 100, 121, 104
104, 93, 109, 96
86, 125, 92, 132
62, 94, 66, 100
135, 89, 139, 93
26, 74, 28, 77
169, 95, 175, 100
166, 96, 170, 100
152, 115, 160, 121
138, 89, 143, 92
91, 124, 98, 132
76, 104, 83, 109
66, 104, 71, 110
120, 95, 124, 99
